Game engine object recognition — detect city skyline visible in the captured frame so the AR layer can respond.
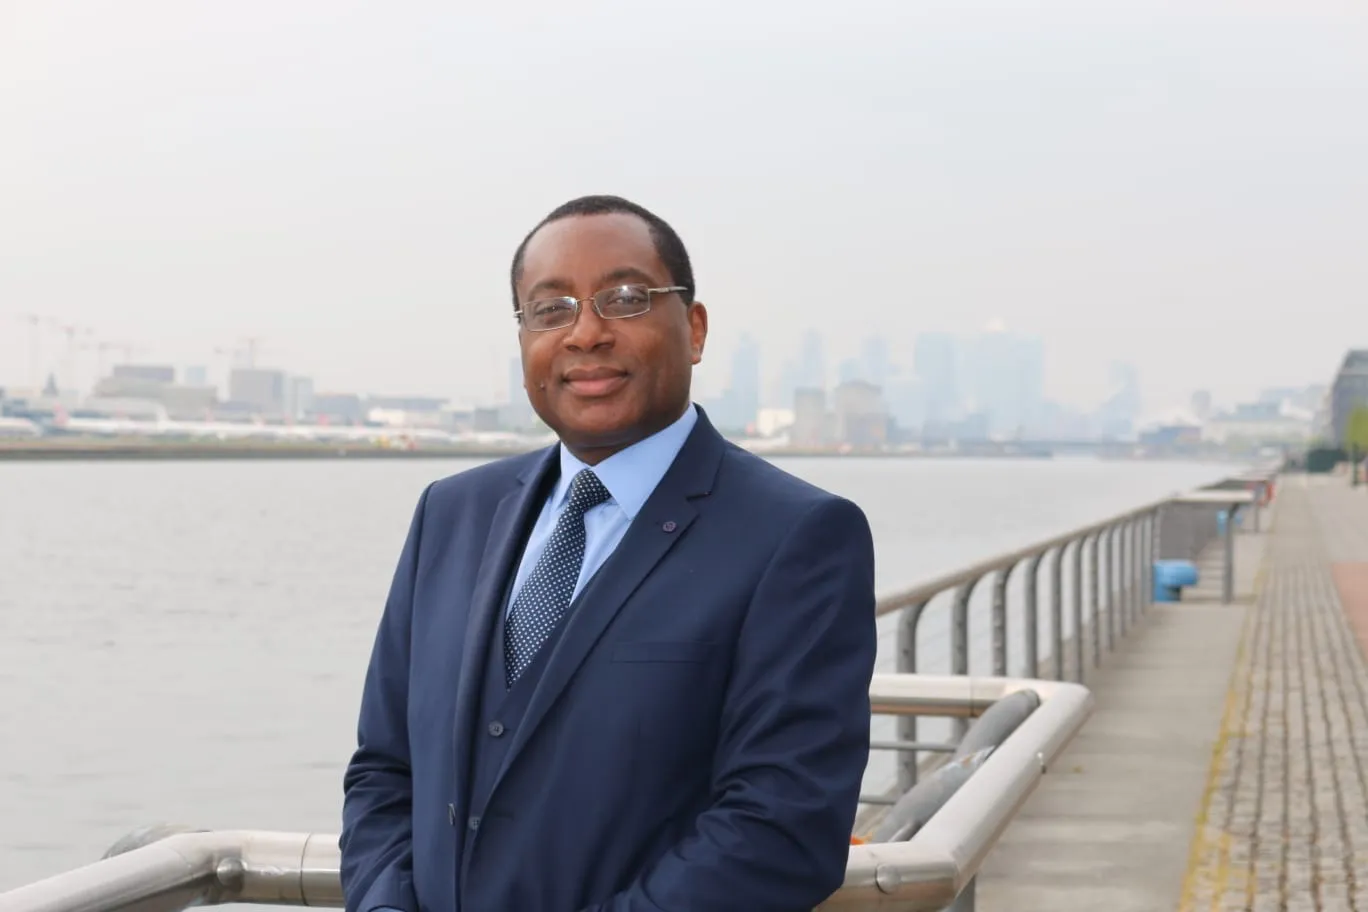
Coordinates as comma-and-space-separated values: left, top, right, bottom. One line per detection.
0, 314, 1331, 440
0, 312, 1337, 423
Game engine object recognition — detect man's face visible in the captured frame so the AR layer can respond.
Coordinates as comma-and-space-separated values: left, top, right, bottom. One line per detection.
514, 212, 708, 464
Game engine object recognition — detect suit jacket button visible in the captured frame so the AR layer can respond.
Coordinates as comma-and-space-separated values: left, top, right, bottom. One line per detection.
487, 721, 505, 737
468, 816, 481, 831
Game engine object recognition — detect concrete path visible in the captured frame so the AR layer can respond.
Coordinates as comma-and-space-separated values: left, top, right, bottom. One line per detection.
972, 480, 1282, 911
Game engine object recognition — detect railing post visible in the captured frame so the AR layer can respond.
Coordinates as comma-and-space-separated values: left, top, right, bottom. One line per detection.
1141, 512, 1153, 610
1125, 520, 1138, 627
1136, 515, 1148, 615
895, 599, 929, 792
951, 583, 973, 677
951, 581, 976, 740
1024, 554, 1042, 676
1051, 546, 1065, 682
1089, 531, 1101, 666
1183, 503, 1197, 561
1222, 505, 1236, 604
991, 567, 1010, 677
1071, 537, 1084, 682
1123, 522, 1134, 630
1099, 525, 1110, 645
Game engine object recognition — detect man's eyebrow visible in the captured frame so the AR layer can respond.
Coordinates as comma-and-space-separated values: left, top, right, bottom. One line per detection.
597, 267, 660, 288
521, 267, 665, 305
523, 277, 573, 301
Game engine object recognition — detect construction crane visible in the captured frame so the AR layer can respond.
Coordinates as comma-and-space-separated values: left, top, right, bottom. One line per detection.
238, 335, 265, 369
215, 336, 268, 370
48, 320, 92, 394
14, 312, 46, 389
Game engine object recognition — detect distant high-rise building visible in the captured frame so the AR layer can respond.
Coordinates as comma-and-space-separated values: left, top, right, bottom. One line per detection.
883, 376, 926, 438
832, 380, 888, 449
860, 336, 890, 389
770, 330, 829, 411
1097, 360, 1141, 439
286, 376, 314, 421
836, 357, 864, 385
229, 368, 287, 416
913, 332, 959, 426
791, 387, 829, 447
1190, 390, 1213, 422
729, 333, 761, 430
796, 330, 826, 390
962, 324, 1044, 437
701, 335, 761, 432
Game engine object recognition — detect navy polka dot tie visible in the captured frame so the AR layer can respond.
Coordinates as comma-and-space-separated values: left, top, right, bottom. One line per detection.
504, 468, 612, 686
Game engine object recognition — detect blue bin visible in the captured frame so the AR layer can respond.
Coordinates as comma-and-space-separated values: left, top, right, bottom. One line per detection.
1153, 559, 1199, 602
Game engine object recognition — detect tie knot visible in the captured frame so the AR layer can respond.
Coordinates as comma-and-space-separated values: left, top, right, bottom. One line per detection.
566, 468, 611, 516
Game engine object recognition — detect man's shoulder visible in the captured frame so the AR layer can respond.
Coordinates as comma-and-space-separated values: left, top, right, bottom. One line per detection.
421, 446, 551, 513
715, 442, 865, 521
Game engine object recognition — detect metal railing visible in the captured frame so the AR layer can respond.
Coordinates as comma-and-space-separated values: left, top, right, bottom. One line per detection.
0, 674, 1092, 912
867, 471, 1271, 797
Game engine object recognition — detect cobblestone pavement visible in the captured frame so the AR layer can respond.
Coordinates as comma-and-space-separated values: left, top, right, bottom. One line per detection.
1179, 478, 1368, 912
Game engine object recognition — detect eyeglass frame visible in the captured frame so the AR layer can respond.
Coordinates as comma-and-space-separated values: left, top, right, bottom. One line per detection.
514, 284, 691, 333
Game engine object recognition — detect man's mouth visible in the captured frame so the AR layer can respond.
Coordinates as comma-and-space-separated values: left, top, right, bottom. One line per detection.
562, 367, 629, 398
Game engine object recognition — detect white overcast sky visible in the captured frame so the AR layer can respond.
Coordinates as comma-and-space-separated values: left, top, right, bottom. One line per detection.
2, 0, 1365, 413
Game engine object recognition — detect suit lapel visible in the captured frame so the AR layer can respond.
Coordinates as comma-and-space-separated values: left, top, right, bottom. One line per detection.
451, 445, 559, 806
491, 411, 727, 790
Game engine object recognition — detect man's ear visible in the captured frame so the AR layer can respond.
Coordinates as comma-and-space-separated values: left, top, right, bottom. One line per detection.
687, 301, 708, 365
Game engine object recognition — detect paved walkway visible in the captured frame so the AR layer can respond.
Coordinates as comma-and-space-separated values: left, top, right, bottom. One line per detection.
976, 476, 1368, 912
1180, 478, 1368, 912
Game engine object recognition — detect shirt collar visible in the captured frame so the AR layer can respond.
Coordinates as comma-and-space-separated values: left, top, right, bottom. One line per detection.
551, 403, 698, 520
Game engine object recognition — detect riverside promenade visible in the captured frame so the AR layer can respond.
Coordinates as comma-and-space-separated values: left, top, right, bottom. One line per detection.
976, 476, 1368, 912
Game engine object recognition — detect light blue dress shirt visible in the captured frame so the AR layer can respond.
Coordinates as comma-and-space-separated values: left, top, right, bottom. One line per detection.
507, 403, 698, 613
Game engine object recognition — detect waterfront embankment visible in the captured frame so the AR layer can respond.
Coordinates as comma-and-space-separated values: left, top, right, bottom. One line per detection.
0, 436, 1244, 462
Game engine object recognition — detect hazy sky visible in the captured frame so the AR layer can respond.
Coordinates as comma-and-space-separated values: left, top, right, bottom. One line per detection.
2, 0, 1366, 414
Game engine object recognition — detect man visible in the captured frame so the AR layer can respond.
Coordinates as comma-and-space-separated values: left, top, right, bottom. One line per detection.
340, 195, 877, 912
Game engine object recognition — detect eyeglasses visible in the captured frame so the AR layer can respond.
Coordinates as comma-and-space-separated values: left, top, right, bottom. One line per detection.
515, 284, 689, 333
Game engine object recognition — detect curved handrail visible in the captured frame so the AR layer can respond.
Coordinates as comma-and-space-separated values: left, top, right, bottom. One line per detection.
0, 829, 340, 912
0, 674, 1090, 912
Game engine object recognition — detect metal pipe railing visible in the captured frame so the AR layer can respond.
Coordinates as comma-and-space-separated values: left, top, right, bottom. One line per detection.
878, 470, 1274, 793
873, 690, 1040, 844
0, 674, 1093, 912
0, 829, 341, 912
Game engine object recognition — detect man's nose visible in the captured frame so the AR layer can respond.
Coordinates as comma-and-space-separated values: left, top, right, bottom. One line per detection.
562, 301, 614, 350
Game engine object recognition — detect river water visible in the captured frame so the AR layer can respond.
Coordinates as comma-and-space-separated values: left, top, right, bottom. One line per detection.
0, 454, 1240, 890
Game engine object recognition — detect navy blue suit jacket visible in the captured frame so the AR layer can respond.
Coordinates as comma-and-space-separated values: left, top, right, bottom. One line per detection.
340, 411, 877, 912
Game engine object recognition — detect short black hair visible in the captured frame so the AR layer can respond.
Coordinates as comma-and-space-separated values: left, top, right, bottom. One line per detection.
509, 195, 695, 308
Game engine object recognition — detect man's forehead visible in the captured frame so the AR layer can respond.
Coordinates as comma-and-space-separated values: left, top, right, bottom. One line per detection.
521, 212, 660, 274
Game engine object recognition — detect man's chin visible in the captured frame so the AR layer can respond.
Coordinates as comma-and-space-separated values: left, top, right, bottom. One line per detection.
556, 410, 645, 452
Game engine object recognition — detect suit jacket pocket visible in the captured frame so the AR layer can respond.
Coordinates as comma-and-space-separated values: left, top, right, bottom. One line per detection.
612, 641, 716, 663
